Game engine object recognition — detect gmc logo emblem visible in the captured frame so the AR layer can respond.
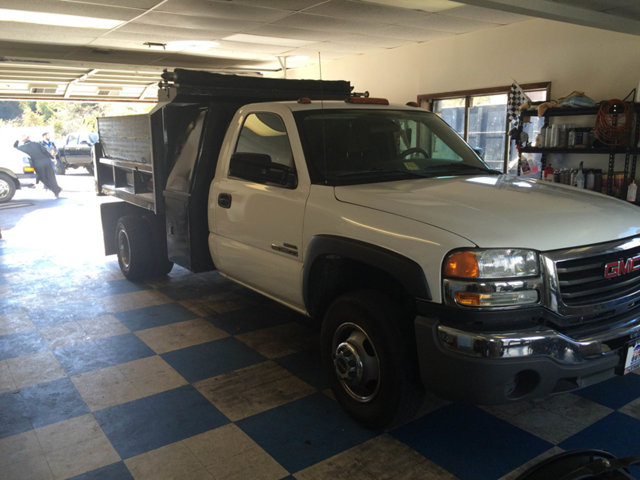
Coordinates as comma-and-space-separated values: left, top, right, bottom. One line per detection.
605, 254, 640, 278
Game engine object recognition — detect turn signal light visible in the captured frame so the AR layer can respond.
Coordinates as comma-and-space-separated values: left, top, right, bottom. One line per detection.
455, 292, 481, 306
445, 251, 479, 278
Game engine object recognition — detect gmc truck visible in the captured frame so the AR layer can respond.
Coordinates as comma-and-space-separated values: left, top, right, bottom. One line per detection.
95, 69, 640, 428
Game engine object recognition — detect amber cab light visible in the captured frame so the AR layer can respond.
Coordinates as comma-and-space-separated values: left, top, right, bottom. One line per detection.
445, 251, 479, 278
346, 97, 389, 105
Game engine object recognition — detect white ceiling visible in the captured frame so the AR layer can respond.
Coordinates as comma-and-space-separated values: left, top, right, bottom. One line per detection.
0, 0, 638, 102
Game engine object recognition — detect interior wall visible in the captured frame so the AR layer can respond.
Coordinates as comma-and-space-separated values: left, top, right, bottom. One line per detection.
290, 18, 640, 105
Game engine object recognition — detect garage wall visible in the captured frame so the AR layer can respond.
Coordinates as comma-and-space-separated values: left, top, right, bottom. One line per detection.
290, 18, 640, 105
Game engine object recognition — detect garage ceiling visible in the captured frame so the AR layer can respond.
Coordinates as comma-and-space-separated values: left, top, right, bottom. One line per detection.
0, 0, 638, 103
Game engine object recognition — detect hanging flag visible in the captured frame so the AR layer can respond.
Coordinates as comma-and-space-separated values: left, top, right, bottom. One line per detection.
507, 81, 530, 124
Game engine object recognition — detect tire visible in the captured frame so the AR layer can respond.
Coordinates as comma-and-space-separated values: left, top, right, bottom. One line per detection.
321, 290, 424, 429
0, 173, 16, 203
55, 160, 66, 175
154, 257, 174, 276
86, 163, 94, 176
115, 216, 155, 281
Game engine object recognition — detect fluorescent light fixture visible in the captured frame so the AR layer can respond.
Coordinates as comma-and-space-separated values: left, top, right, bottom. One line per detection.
0, 8, 123, 29
361, 0, 462, 12
165, 40, 220, 53
223, 34, 314, 47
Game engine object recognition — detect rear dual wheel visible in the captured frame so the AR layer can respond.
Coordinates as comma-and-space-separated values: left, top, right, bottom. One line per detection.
116, 215, 173, 281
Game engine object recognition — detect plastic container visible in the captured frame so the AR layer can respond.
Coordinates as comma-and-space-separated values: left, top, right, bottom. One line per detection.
574, 162, 585, 189
627, 181, 637, 202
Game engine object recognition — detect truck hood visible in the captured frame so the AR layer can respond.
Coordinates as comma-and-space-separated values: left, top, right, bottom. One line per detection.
334, 175, 640, 251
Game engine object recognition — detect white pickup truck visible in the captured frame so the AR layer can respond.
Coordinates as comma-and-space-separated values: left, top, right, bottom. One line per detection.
95, 69, 640, 428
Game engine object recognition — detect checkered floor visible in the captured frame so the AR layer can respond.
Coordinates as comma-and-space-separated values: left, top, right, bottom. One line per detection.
2, 183, 640, 480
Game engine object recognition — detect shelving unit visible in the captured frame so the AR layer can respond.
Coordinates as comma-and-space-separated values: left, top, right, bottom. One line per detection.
519, 103, 640, 197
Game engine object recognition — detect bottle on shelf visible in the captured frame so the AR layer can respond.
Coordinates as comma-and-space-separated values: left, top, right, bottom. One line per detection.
574, 162, 585, 189
586, 170, 595, 190
627, 180, 637, 203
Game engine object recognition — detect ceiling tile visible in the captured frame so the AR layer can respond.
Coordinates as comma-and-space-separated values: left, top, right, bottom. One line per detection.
445, 4, 532, 23
375, 24, 452, 42
157, 0, 291, 22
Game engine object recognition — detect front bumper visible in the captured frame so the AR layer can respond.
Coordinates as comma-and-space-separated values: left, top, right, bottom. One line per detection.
415, 313, 640, 404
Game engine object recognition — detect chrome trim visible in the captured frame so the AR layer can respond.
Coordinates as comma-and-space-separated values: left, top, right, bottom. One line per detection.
442, 277, 543, 309
541, 236, 640, 318
437, 315, 640, 364
271, 242, 298, 257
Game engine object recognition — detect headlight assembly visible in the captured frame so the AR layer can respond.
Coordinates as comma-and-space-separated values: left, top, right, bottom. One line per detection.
443, 249, 541, 308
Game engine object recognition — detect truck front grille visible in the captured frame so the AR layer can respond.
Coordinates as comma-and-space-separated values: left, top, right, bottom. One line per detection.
555, 241, 640, 307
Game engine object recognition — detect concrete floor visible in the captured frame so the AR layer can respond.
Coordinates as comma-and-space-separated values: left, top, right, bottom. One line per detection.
1, 172, 640, 480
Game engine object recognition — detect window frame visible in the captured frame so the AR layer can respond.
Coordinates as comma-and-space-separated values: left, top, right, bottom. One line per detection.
417, 82, 551, 172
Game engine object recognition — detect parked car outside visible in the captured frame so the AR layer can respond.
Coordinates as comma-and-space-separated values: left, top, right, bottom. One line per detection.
57, 131, 99, 175
0, 143, 36, 199
0, 147, 29, 203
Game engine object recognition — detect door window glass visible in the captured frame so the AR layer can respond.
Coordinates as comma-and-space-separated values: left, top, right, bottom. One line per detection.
231, 112, 296, 188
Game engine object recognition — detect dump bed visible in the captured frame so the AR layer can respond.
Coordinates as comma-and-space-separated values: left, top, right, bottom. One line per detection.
96, 69, 351, 272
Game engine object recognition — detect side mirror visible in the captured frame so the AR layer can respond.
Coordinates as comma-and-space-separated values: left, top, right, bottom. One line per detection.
229, 152, 271, 183
229, 152, 297, 188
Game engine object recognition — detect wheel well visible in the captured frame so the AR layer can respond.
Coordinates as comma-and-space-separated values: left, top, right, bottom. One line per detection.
0, 172, 19, 189
306, 255, 415, 322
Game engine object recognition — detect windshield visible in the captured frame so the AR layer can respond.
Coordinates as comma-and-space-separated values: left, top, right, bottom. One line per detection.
295, 108, 495, 185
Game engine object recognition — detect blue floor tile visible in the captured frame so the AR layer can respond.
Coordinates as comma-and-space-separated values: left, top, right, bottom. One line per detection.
575, 374, 640, 409
237, 392, 377, 473
0, 389, 34, 438
155, 271, 234, 300
3, 378, 90, 434
560, 412, 640, 458
161, 337, 265, 383
94, 385, 229, 459
114, 303, 197, 331
27, 301, 108, 327
54, 334, 155, 375
208, 305, 299, 335
68, 462, 134, 480
0, 299, 24, 316
392, 403, 553, 480
275, 351, 328, 391
0, 329, 49, 361
84, 279, 151, 299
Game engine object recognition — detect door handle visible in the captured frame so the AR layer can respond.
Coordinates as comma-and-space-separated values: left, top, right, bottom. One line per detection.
218, 193, 232, 208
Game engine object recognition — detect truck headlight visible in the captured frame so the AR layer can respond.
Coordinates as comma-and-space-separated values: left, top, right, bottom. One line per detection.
443, 249, 541, 307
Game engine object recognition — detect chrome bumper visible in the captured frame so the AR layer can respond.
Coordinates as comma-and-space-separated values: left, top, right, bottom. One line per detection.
437, 316, 640, 365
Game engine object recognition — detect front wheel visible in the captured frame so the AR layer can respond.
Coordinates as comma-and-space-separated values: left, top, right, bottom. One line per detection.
0, 173, 16, 203
321, 290, 424, 429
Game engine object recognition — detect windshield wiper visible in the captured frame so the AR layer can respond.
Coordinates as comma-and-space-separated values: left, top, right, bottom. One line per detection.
333, 168, 435, 179
425, 163, 499, 175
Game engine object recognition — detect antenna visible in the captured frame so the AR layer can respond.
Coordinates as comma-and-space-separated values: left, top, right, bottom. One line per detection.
319, 51, 328, 185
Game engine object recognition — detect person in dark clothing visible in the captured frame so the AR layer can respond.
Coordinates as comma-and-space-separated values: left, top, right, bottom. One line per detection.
14, 134, 62, 198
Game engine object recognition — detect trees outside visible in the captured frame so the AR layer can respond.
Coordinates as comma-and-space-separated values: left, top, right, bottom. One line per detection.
0, 100, 153, 140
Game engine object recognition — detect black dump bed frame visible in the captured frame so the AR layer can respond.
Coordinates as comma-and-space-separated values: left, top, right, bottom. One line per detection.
96, 69, 351, 272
